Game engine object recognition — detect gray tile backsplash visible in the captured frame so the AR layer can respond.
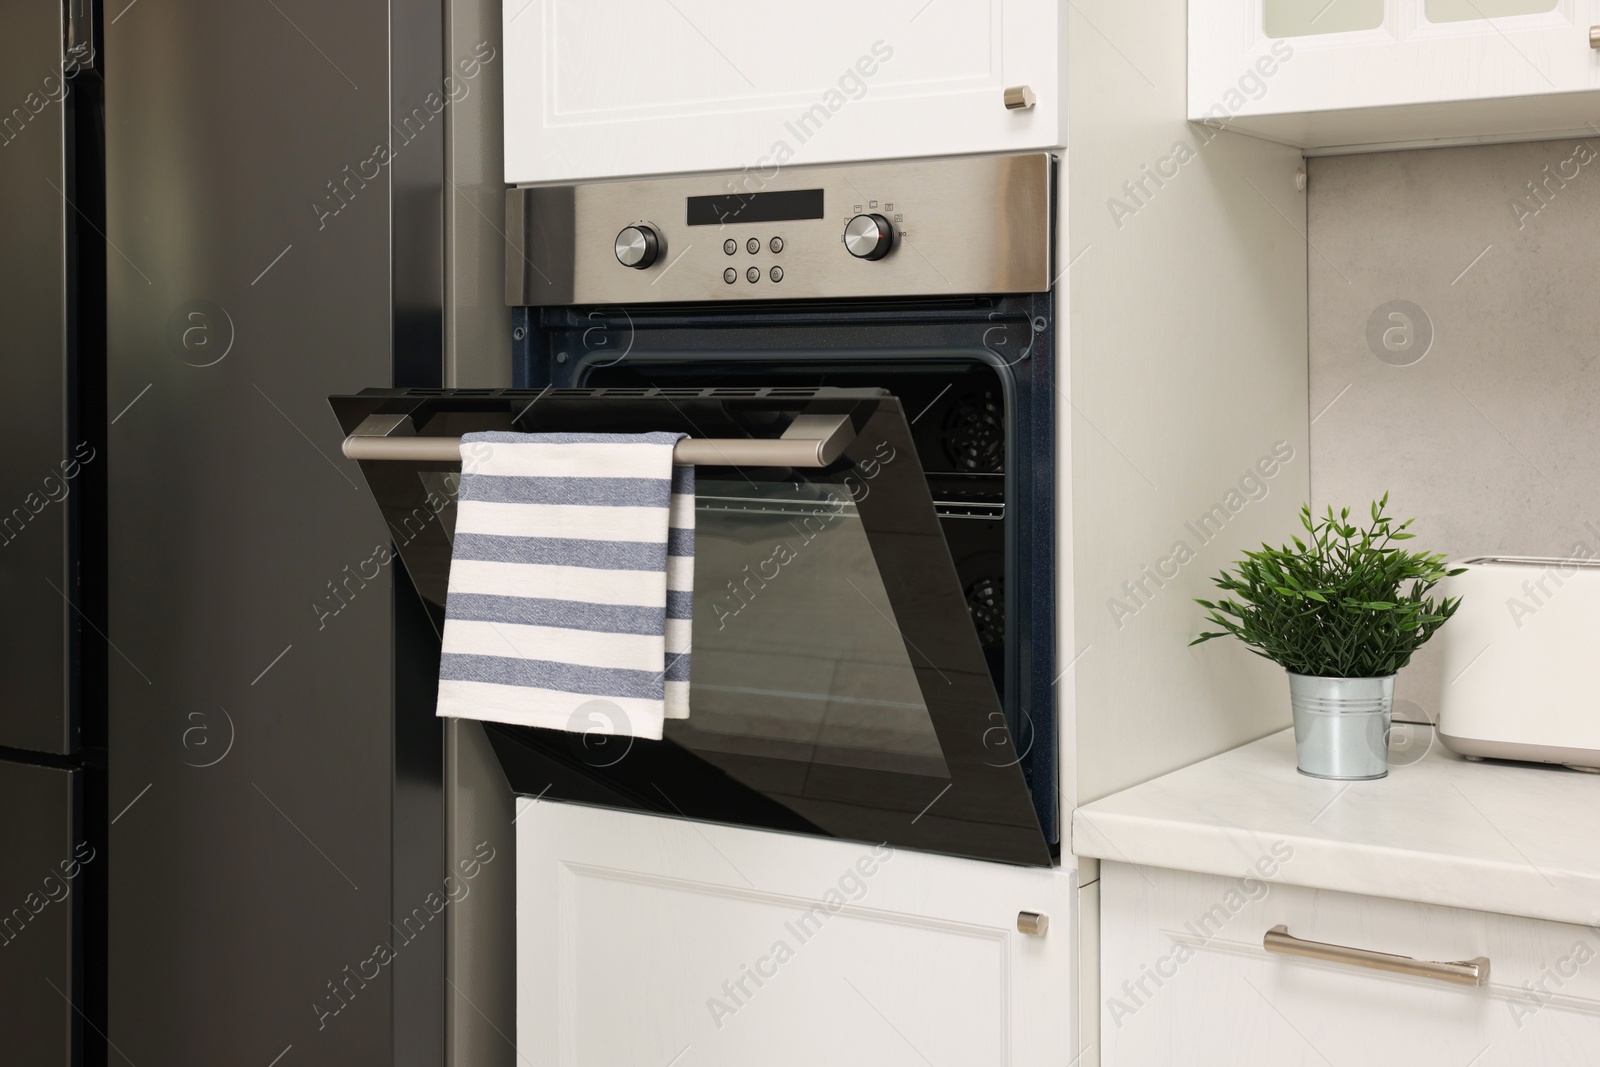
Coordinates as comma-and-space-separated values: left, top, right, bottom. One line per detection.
1308, 138, 1600, 722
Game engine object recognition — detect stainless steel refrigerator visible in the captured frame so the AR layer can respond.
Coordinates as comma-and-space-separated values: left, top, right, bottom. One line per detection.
0, 2, 106, 1064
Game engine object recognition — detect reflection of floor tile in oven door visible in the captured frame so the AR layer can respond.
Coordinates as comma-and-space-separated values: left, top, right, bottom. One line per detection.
816, 658, 948, 777
685, 647, 840, 746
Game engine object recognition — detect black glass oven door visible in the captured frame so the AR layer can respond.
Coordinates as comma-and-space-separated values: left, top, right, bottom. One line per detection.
331, 387, 1051, 866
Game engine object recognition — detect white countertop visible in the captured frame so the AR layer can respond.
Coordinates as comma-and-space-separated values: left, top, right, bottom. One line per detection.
1073, 726, 1600, 927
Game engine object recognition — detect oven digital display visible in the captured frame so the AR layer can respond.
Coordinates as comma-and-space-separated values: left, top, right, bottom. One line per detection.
686, 189, 825, 227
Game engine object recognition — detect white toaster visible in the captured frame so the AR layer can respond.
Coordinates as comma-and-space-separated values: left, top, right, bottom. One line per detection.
1436, 557, 1600, 772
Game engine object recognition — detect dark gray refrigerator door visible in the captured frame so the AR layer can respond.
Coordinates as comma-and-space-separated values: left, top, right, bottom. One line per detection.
0, 0, 76, 755
106, 1, 443, 1065
0, 760, 80, 1066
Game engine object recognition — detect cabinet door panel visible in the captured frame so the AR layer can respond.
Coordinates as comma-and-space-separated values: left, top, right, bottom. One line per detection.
504, 0, 1061, 182
1263, 0, 1384, 38
1102, 862, 1600, 1066
1427, 0, 1558, 20
517, 800, 1078, 1065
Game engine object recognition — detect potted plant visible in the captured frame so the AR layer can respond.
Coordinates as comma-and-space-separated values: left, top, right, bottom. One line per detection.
1192, 494, 1463, 780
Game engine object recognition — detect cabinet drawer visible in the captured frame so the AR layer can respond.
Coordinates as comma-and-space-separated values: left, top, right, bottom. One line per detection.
1102, 862, 1600, 1066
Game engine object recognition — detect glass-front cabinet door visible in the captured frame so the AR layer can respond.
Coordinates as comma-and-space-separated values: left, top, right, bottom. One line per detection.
1190, 0, 1595, 149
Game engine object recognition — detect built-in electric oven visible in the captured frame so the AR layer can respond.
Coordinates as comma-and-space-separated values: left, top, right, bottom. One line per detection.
333, 152, 1059, 866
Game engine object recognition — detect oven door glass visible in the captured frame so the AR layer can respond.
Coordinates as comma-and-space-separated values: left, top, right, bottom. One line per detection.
686, 475, 950, 780
332, 387, 1050, 865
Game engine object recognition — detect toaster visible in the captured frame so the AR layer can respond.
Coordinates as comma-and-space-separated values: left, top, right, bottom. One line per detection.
1436, 556, 1600, 772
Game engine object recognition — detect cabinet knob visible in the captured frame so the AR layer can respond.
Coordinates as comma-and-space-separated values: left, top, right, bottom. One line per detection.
1004, 85, 1037, 111
1017, 911, 1049, 936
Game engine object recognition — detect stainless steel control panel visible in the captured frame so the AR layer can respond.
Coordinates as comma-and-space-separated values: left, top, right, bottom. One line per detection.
506, 153, 1053, 305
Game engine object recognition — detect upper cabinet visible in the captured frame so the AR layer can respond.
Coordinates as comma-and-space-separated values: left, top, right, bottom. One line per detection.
503, 0, 1062, 183
1191, 0, 1600, 150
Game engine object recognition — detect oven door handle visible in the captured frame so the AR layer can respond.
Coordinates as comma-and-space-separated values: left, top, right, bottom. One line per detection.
340, 412, 856, 468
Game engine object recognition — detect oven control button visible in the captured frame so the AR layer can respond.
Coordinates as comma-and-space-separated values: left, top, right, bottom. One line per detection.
770, 236, 784, 253
746, 237, 760, 254
723, 267, 737, 284
723, 239, 737, 255
769, 266, 783, 283
843, 213, 894, 260
614, 224, 662, 269
746, 266, 760, 283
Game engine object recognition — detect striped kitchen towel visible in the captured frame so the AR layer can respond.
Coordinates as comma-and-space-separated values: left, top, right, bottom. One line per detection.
435, 431, 693, 740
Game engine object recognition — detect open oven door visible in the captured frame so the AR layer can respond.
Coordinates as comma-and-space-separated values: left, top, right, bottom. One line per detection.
332, 387, 1052, 866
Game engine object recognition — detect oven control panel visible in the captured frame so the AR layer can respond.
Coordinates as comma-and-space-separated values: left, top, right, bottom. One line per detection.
506, 152, 1052, 305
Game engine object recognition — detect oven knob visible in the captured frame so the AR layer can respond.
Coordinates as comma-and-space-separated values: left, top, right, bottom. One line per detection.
843, 213, 894, 261
614, 224, 662, 269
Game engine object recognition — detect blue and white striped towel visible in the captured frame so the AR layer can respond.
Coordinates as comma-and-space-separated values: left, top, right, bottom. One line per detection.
435, 431, 693, 740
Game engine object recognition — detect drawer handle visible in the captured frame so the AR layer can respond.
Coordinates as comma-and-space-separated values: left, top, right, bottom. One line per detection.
1263, 925, 1489, 987
1591, 25, 1600, 49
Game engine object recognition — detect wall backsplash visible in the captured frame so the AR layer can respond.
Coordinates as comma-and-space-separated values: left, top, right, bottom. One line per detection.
1308, 138, 1600, 723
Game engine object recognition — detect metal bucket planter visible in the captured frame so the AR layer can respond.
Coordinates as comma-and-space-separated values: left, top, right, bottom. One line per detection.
1287, 673, 1395, 780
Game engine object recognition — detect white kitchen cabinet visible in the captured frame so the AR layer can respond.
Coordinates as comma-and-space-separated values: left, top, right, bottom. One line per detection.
1191, 0, 1600, 150
516, 799, 1079, 1066
1100, 862, 1600, 1066
502, 0, 1062, 183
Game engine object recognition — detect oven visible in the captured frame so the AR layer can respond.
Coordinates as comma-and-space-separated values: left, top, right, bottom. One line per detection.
333, 152, 1059, 866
